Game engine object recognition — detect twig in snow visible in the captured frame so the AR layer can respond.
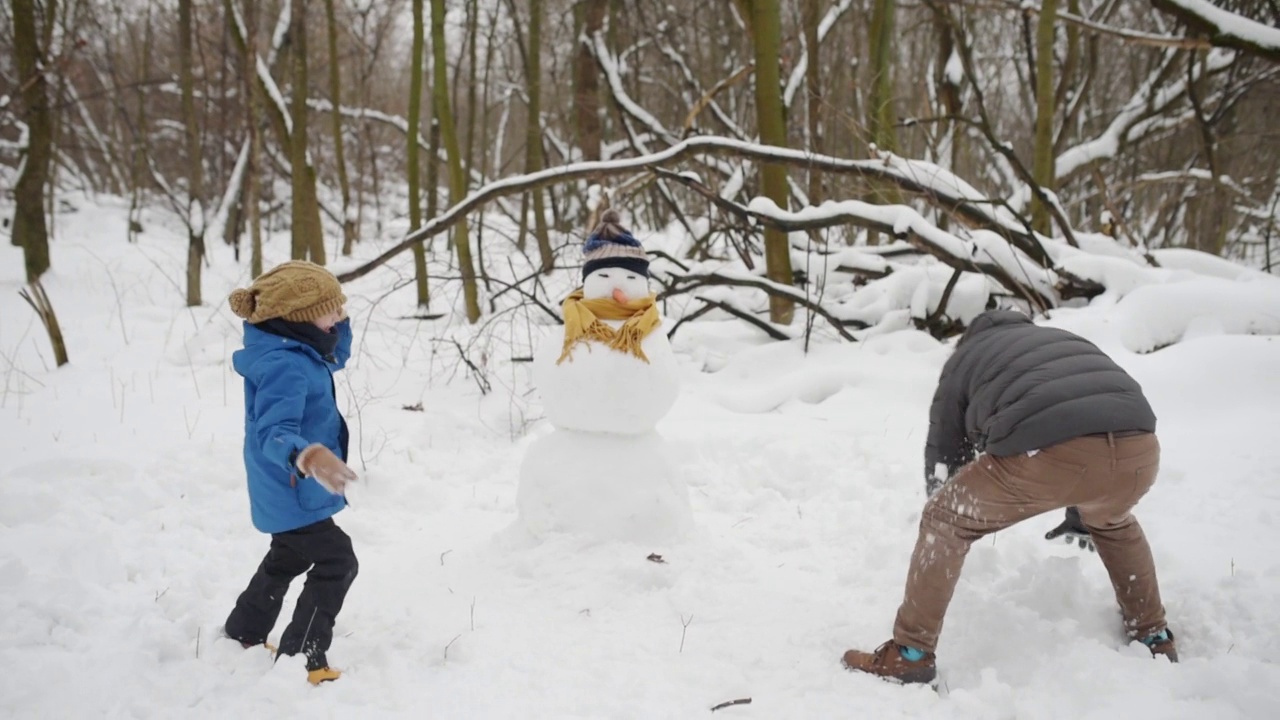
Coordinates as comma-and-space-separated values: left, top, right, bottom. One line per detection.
694, 299, 791, 341
444, 634, 462, 661
666, 301, 717, 341
440, 550, 452, 566
919, 267, 965, 338
679, 614, 693, 653
710, 698, 752, 712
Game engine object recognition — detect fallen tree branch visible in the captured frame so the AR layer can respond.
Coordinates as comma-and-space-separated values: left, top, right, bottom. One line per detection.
656, 169, 1061, 311
336, 136, 1057, 284
658, 272, 861, 341
665, 300, 717, 341
694, 298, 791, 341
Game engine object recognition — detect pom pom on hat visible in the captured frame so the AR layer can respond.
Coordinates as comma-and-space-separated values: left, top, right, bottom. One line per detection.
228, 260, 347, 324
582, 209, 649, 279
228, 288, 257, 319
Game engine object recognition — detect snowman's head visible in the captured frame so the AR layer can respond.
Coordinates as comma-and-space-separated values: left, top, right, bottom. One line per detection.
581, 209, 650, 303
583, 267, 649, 303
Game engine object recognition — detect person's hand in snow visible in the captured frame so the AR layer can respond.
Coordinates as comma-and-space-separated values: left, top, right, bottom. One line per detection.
1045, 506, 1096, 552
296, 444, 358, 495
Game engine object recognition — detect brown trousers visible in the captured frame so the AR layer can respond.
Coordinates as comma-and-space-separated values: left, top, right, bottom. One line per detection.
893, 432, 1166, 653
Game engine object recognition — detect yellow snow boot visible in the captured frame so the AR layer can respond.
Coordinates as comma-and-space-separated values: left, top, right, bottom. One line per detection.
307, 667, 342, 685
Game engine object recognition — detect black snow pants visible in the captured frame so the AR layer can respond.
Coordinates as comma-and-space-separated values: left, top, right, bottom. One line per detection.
224, 518, 358, 669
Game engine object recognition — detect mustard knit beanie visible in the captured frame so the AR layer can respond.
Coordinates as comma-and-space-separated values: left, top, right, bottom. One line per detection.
228, 261, 347, 324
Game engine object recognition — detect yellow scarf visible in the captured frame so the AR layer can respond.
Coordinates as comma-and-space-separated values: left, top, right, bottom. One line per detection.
558, 288, 662, 364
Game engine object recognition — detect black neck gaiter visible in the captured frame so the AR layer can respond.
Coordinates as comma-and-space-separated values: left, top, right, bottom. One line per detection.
255, 318, 339, 361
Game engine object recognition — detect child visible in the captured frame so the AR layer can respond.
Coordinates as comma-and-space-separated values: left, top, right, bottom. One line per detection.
224, 260, 360, 685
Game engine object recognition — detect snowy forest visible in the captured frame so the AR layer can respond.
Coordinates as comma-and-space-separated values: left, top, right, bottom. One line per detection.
4, 0, 1279, 346
2, 0, 1280, 717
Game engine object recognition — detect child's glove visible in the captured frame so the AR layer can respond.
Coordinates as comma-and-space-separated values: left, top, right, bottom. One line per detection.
296, 443, 357, 495
1045, 506, 1096, 552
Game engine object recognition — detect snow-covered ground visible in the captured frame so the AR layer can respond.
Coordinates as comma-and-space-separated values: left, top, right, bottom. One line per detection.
2, 199, 1279, 718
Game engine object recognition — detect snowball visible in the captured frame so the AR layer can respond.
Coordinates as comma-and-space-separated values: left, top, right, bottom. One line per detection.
516, 430, 693, 544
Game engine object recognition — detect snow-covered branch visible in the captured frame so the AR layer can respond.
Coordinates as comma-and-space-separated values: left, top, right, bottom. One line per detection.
336, 137, 1062, 284
1152, 0, 1280, 62
1056, 49, 1234, 182
592, 31, 678, 149
1012, 0, 1213, 49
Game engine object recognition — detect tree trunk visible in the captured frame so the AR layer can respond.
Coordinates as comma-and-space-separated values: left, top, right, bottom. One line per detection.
432, 0, 481, 322
239, 0, 264, 277
427, 116, 440, 224
803, 0, 822, 205
323, 0, 357, 256
289, 0, 326, 264
867, 0, 898, 155
10, 0, 54, 282
408, 0, 429, 307
526, 0, 553, 273
1031, 0, 1058, 236
747, 0, 795, 324
463, 0, 479, 182
575, 0, 606, 166
865, 0, 902, 228
180, 0, 205, 306
128, 5, 153, 244
933, 8, 963, 232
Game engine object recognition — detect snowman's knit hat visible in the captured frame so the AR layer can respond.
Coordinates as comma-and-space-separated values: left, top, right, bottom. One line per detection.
582, 209, 650, 279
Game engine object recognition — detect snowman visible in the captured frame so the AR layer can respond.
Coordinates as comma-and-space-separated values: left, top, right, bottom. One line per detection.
516, 210, 692, 544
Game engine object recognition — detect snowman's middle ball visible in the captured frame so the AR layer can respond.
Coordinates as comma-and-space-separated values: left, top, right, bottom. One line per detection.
533, 270, 680, 434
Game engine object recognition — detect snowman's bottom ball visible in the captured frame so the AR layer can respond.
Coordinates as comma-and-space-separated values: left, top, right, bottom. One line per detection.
516, 429, 693, 544
533, 334, 680, 434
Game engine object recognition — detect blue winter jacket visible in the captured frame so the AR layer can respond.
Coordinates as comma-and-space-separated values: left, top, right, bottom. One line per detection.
232, 319, 352, 533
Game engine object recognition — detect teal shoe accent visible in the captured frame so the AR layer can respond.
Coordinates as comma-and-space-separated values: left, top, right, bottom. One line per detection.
899, 645, 927, 662
1140, 629, 1170, 647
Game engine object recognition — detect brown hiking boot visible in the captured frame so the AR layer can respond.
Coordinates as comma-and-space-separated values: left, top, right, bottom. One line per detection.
841, 641, 937, 685
1142, 629, 1178, 663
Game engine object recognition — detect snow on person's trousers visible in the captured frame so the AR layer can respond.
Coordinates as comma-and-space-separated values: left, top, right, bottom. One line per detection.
224, 519, 358, 669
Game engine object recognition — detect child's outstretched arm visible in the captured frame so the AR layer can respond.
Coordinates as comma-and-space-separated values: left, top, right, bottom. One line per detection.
250, 354, 310, 477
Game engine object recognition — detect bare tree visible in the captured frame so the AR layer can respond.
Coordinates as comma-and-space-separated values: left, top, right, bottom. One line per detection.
575, 0, 607, 168
289, 0, 326, 264
10, 0, 54, 282
745, 0, 795, 325
323, 0, 357, 256
1030, 0, 1058, 235
179, 0, 205, 305
432, 0, 481, 322
524, 0, 554, 272
408, 0, 429, 306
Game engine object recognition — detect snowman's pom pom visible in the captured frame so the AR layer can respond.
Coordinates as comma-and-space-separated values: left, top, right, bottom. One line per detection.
586, 209, 638, 249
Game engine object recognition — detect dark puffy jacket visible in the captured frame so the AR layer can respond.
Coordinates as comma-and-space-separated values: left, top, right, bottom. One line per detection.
924, 310, 1155, 491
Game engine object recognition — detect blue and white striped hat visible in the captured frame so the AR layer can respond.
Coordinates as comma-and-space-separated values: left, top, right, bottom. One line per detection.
582, 209, 649, 279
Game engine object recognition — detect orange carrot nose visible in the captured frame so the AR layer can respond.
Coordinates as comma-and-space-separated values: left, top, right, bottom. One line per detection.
612, 288, 630, 304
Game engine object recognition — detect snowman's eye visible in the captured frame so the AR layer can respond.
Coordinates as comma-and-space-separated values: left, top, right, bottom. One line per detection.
598, 272, 610, 278
625, 274, 637, 280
